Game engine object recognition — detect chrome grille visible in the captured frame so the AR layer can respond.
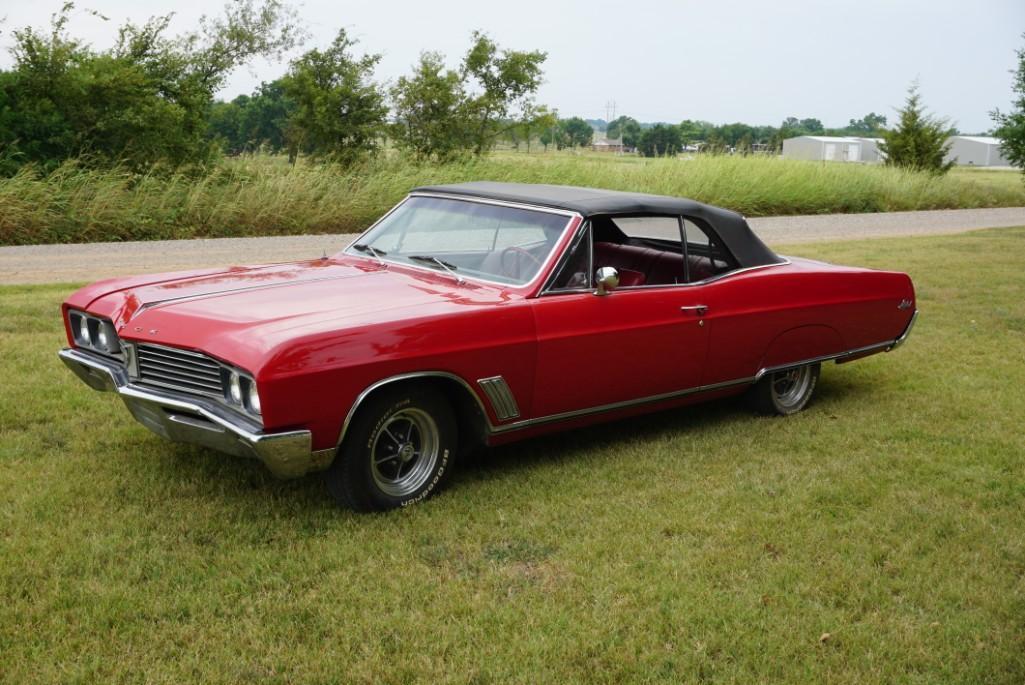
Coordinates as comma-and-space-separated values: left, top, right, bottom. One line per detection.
135, 344, 225, 397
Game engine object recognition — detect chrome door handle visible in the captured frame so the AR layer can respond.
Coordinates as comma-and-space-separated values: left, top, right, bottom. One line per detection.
680, 305, 708, 315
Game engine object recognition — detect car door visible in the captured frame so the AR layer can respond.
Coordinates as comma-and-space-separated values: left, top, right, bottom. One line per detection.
528, 217, 712, 419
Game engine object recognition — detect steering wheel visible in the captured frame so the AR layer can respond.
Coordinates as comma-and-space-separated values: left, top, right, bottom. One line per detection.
500, 246, 543, 278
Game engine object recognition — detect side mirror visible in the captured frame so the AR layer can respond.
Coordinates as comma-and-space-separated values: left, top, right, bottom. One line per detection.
594, 266, 619, 296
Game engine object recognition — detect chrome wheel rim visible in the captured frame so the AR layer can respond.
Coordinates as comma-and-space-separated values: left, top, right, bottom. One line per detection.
370, 408, 440, 497
772, 366, 813, 411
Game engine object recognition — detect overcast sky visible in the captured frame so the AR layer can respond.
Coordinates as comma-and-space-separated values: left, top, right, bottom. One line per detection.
2, 0, 1022, 132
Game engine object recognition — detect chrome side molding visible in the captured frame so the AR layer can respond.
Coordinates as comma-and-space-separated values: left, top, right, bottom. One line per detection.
338, 312, 920, 446
489, 375, 753, 434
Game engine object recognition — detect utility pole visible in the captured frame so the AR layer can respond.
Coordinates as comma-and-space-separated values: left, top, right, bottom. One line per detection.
604, 99, 624, 154
604, 100, 617, 130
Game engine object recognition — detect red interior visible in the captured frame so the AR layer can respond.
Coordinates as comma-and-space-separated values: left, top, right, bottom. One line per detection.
594, 241, 715, 286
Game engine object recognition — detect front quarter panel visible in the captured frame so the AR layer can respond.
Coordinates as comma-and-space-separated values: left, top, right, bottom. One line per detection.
257, 302, 538, 451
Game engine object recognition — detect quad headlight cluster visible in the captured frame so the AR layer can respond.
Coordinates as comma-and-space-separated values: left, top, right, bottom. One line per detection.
69, 308, 261, 419
68, 310, 122, 358
224, 368, 261, 416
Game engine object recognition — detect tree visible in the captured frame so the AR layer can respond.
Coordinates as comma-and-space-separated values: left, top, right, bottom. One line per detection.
678, 119, 714, 145
517, 104, 557, 153
879, 83, 954, 174
559, 117, 594, 148
704, 132, 727, 154
387, 32, 549, 158
779, 116, 824, 138
638, 123, 681, 157
607, 116, 642, 148
0, 0, 302, 173
848, 112, 887, 134
460, 31, 546, 154
736, 132, 753, 155
714, 122, 756, 147
208, 80, 294, 154
539, 121, 566, 150
992, 33, 1025, 176
282, 29, 388, 165
390, 52, 467, 161
798, 118, 824, 134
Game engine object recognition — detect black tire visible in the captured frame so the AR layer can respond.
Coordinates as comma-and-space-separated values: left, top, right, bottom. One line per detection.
747, 363, 820, 416
326, 385, 457, 512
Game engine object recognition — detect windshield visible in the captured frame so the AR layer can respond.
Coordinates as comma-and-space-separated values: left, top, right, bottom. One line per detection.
348, 196, 572, 285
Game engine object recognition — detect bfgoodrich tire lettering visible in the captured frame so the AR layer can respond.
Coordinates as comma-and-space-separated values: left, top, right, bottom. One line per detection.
326, 385, 457, 512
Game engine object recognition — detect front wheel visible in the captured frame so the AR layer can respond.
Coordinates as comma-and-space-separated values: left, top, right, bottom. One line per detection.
748, 363, 820, 416
326, 385, 457, 512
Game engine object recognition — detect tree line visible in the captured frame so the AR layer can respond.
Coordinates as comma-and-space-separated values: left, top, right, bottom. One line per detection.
1, 4, 1023, 179
595, 113, 891, 157
0, 1, 549, 173
0, 0, 907, 171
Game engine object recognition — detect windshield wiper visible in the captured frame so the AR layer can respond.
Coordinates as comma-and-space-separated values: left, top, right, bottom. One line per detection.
408, 255, 464, 283
352, 243, 386, 263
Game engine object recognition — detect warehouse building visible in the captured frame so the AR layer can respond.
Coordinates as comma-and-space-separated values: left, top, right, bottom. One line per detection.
853, 137, 884, 163
782, 136, 876, 163
944, 136, 1010, 167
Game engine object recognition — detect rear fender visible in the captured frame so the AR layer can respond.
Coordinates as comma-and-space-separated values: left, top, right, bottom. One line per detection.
758, 325, 845, 373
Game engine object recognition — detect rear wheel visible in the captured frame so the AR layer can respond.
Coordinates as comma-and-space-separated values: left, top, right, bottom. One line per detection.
748, 363, 820, 416
326, 385, 457, 512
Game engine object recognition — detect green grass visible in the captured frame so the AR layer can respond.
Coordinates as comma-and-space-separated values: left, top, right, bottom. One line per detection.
949, 165, 1025, 190
1, 153, 1023, 246
2, 229, 1025, 683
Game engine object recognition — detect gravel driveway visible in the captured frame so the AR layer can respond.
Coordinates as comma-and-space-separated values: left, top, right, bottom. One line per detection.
2, 206, 1023, 285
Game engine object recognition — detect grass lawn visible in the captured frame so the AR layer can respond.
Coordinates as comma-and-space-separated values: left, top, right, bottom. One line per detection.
950, 165, 1024, 192
1, 229, 1024, 683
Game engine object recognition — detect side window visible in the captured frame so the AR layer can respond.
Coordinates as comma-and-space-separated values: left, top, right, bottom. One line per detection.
683, 219, 709, 247
683, 218, 736, 281
611, 216, 681, 241
597, 216, 685, 287
549, 223, 591, 290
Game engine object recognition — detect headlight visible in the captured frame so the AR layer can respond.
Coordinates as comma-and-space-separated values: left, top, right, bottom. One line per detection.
246, 383, 261, 415
222, 368, 260, 418
69, 310, 121, 358
96, 320, 120, 354
78, 315, 91, 345
228, 372, 243, 404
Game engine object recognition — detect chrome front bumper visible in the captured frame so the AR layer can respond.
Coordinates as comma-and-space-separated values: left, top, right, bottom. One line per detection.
59, 348, 334, 478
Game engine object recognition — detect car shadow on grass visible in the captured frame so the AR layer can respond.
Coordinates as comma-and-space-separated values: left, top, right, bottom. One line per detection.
453, 370, 880, 486
146, 369, 882, 513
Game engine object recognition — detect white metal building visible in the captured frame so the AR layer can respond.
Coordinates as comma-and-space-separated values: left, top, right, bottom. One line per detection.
853, 137, 884, 163
782, 136, 871, 163
944, 136, 1010, 167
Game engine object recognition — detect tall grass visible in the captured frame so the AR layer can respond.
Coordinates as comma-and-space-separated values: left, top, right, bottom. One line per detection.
1, 153, 1023, 245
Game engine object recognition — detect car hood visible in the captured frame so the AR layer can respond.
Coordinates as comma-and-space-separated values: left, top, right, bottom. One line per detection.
73, 257, 519, 370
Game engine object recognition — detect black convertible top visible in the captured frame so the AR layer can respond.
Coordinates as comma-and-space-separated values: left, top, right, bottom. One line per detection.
412, 181, 781, 268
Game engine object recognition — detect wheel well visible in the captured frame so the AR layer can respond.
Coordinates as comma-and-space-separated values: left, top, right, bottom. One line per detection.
342, 376, 489, 456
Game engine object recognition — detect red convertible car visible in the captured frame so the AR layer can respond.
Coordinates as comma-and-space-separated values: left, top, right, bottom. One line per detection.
60, 182, 917, 511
